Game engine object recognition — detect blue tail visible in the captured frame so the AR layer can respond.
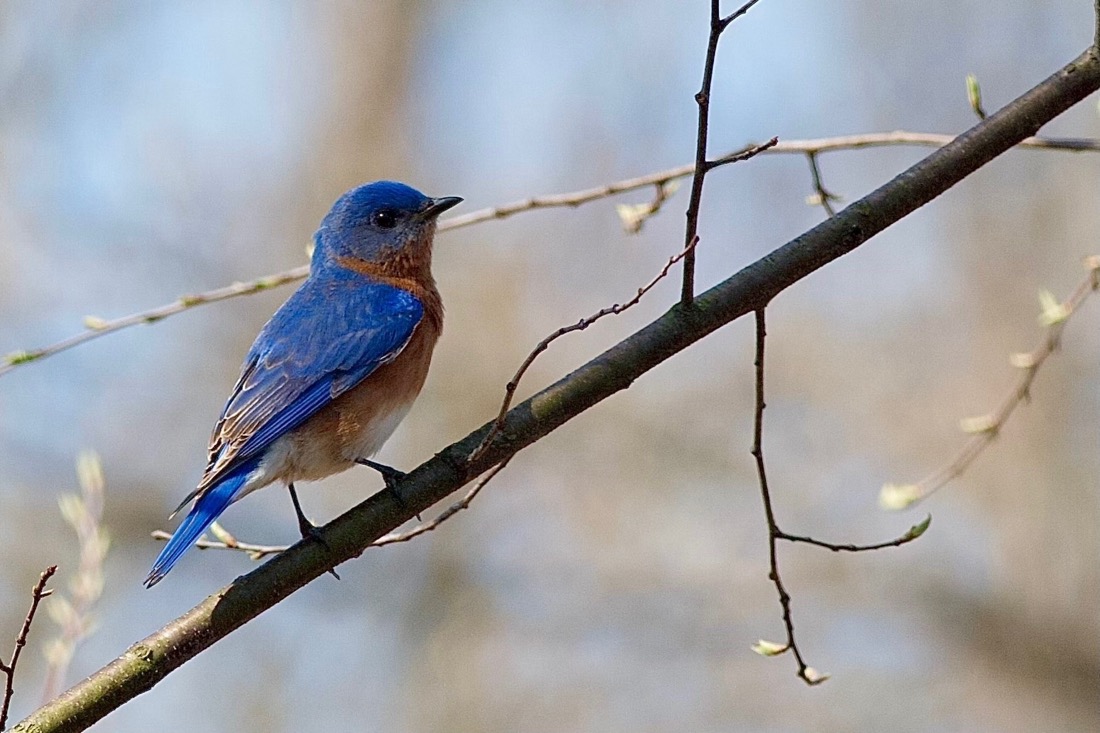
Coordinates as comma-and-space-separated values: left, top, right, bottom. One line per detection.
144, 463, 255, 588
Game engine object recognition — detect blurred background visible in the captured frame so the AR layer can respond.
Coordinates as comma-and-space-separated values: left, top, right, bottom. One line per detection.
1, 1, 1098, 731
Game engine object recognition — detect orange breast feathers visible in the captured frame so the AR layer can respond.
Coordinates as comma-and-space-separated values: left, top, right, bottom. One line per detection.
328, 315, 441, 459
333, 245, 443, 334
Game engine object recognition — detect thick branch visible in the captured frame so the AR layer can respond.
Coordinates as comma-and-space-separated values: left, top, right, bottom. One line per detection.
15, 47, 1100, 733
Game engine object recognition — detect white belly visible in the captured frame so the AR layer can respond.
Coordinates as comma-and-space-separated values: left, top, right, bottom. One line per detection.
234, 398, 415, 500
340, 399, 415, 462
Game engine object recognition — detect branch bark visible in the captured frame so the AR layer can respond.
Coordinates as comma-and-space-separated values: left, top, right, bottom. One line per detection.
15, 45, 1100, 733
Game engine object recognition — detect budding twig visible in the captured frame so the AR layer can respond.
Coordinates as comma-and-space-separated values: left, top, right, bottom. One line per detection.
880, 256, 1100, 510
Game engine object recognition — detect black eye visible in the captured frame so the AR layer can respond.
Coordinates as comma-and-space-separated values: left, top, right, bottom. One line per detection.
370, 208, 400, 229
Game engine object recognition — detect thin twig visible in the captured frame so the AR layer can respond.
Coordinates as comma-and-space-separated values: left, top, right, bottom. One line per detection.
469, 238, 699, 463
442, 138, 776, 232
881, 256, 1100, 509
149, 530, 286, 560
370, 457, 512, 547
151, 459, 513, 558
1, 566, 56, 731
0, 130, 1090, 380
778, 516, 930, 553
774, 131, 1100, 154
441, 131, 1085, 229
681, 0, 764, 306
805, 152, 839, 217
0, 267, 309, 379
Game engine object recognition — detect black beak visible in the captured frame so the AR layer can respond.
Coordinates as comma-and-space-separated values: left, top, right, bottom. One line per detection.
420, 196, 463, 219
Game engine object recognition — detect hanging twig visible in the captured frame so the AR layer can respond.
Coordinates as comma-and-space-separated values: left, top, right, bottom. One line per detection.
748, 310, 931, 683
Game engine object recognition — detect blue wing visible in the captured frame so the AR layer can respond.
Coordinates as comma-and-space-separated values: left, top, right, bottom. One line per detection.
182, 273, 424, 509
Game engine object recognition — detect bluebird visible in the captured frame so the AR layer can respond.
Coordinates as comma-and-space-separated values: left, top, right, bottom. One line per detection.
145, 181, 462, 587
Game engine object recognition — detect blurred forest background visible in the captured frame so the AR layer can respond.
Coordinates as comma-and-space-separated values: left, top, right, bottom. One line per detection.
1, 1, 1098, 731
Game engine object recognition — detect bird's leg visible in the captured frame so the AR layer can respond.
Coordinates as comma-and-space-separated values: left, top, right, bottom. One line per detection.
287, 482, 319, 538
287, 482, 340, 580
355, 458, 407, 491
355, 458, 419, 519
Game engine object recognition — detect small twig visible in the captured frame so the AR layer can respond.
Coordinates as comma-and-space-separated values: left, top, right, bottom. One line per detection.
371, 458, 512, 547
0, 131, 1091, 380
0, 267, 309, 379
778, 515, 931, 552
151, 459, 513, 558
616, 181, 680, 235
1, 566, 57, 731
708, 137, 779, 168
470, 238, 699, 463
805, 152, 839, 217
681, 0, 765, 307
442, 131, 1084, 229
442, 137, 775, 232
774, 131, 1100, 154
149, 530, 286, 560
881, 255, 1100, 509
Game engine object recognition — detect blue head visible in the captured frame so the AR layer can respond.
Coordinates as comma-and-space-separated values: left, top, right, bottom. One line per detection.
312, 180, 462, 275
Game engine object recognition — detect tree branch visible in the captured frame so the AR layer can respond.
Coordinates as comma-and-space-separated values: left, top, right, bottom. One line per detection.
805, 152, 839, 217
0, 130, 1094, 380
747, 313, 931, 682
14, 44, 1100, 733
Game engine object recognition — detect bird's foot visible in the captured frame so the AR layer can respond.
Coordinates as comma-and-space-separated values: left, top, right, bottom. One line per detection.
355, 458, 419, 520
288, 483, 340, 581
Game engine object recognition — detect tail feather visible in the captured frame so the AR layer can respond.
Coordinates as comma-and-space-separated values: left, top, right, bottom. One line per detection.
144, 464, 254, 588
